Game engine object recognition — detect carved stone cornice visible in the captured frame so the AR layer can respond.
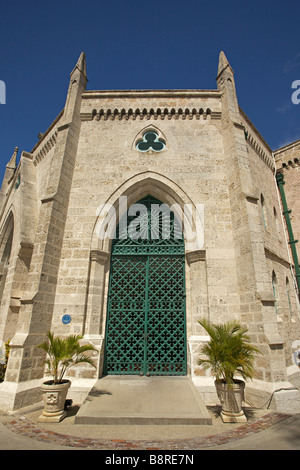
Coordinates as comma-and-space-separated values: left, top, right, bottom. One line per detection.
186, 249, 206, 264
90, 249, 110, 264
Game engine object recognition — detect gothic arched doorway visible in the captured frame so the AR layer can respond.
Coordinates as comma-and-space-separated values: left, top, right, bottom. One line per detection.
104, 195, 187, 376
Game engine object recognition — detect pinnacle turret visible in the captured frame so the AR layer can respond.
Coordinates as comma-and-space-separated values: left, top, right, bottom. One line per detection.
6, 146, 18, 170
217, 51, 234, 79
70, 51, 87, 79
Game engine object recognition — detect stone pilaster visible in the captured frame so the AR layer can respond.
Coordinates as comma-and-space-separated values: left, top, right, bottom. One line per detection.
217, 51, 286, 385
1, 53, 88, 409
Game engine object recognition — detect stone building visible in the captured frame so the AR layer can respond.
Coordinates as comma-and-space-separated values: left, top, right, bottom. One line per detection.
274, 140, 300, 287
0, 51, 299, 413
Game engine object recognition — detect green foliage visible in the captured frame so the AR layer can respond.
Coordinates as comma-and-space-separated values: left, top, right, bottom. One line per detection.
39, 332, 97, 384
0, 340, 10, 382
198, 319, 261, 385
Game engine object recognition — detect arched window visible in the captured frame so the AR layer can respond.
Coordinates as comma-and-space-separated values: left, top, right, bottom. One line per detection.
286, 277, 293, 320
261, 194, 267, 230
273, 207, 282, 242
272, 270, 278, 316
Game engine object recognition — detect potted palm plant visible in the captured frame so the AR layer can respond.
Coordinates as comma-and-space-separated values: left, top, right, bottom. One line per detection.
38, 332, 97, 422
198, 319, 260, 423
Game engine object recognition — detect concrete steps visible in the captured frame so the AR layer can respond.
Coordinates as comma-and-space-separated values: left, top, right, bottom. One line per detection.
75, 375, 212, 425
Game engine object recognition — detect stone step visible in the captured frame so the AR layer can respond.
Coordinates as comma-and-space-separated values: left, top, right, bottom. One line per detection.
75, 375, 212, 425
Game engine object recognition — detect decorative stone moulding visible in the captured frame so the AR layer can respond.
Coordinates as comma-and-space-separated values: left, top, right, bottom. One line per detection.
81, 107, 222, 122
245, 130, 275, 171
282, 158, 300, 169
33, 131, 58, 165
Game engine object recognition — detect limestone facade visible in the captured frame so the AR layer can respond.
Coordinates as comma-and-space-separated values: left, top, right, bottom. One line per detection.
274, 140, 300, 262
0, 51, 299, 412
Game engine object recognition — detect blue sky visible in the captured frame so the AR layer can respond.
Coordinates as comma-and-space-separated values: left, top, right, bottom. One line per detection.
0, 0, 299, 182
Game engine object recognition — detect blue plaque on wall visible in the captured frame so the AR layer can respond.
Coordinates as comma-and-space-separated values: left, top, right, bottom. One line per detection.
62, 314, 71, 324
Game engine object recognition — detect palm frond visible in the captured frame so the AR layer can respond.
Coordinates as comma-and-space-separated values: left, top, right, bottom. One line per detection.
39, 332, 98, 384
198, 319, 261, 384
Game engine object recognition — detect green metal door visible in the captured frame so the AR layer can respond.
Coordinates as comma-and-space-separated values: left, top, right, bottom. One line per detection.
104, 196, 186, 376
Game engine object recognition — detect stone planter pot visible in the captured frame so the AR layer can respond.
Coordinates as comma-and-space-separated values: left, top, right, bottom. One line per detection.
38, 380, 71, 422
215, 379, 247, 423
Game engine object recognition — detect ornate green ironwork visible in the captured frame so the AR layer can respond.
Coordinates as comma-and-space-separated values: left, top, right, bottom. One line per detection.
104, 196, 186, 375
